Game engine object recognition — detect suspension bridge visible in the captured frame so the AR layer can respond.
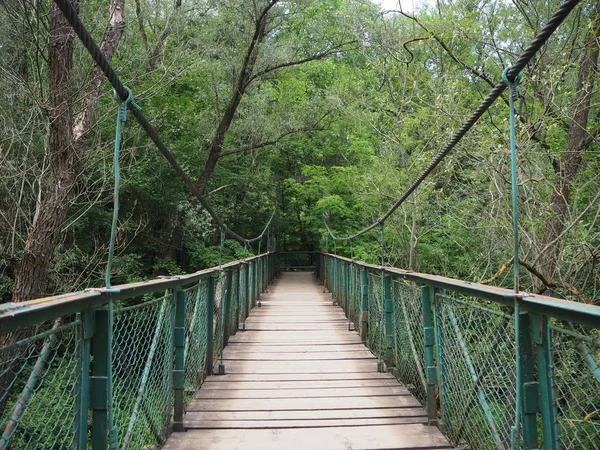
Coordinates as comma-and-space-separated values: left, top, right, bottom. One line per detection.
1, 0, 599, 449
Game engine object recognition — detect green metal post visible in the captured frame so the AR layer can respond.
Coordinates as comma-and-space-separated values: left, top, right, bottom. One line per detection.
77, 311, 93, 449
343, 262, 349, 315
91, 309, 110, 450
251, 260, 257, 308
360, 268, 369, 344
263, 257, 267, 291
383, 274, 394, 369
234, 267, 240, 333
421, 286, 438, 425
518, 312, 538, 449
206, 276, 215, 377
173, 289, 186, 432
244, 263, 250, 327
531, 312, 558, 450
223, 270, 233, 346
433, 290, 446, 432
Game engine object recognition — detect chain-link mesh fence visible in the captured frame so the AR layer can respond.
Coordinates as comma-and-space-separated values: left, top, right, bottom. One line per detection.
436, 293, 517, 450
367, 272, 384, 359
392, 279, 427, 405
228, 269, 239, 338
183, 281, 208, 406
112, 294, 175, 450
551, 322, 600, 450
0, 254, 273, 450
0, 317, 82, 449
347, 263, 361, 328
320, 254, 600, 450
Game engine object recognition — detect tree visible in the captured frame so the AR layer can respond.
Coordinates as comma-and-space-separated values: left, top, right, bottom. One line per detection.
12, 0, 127, 301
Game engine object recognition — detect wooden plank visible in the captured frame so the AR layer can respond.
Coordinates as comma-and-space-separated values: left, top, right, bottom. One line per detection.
186, 395, 422, 411
195, 386, 411, 399
162, 424, 453, 449
183, 407, 426, 421
200, 379, 402, 390
224, 344, 369, 352
200, 372, 396, 382
221, 351, 374, 360
184, 416, 427, 429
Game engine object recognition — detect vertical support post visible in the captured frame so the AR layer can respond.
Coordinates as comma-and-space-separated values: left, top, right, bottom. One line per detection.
433, 290, 446, 432
234, 266, 240, 333
172, 289, 186, 432
421, 285, 438, 426
383, 274, 394, 369
518, 312, 539, 449
77, 310, 93, 449
263, 256, 267, 291
206, 276, 215, 377
244, 263, 250, 324
252, 260, 257, 308
91, 309, 110, 450
341, 262, 345, 313
531, 312, 557, 450
344, 263, 350, 316
360, 268, 369, 344
223, 269, 233, 346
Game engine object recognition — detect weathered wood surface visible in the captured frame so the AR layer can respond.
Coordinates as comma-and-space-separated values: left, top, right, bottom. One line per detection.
162, 271, 453, 450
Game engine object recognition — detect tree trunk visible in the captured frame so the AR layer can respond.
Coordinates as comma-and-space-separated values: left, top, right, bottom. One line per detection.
12, 0, 127, 302
538, 3, 600, 284
196, 1, 277, 194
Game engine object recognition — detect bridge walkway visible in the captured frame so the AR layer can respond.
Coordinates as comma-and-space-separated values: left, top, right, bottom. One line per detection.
163, 271, 453, 450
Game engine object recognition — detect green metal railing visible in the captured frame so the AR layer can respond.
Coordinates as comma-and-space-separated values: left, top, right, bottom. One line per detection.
320, 253, 600, 450
0, 252, 275, 450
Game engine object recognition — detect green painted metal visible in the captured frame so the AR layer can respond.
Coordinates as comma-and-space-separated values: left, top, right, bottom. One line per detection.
0, 253, 274, 450
421, 286, 437, 425
172, 289, 186, 432
443, 305, 504, 447
433, 289, 446, 433
91, 310, 110, 450
322, 253, 600, 449
205, 276, 215, 377
531, 313, 558, 450
121, 297, 168, 449
518, 312, 538, 449
77, 311, 92, 449
360, 268, 369, 343
383, 274, 393, 368
224, 269, 233, 346
323, 253, 600, 329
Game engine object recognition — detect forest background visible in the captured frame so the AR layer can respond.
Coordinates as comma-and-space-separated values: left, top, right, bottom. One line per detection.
0, 0, 598, 306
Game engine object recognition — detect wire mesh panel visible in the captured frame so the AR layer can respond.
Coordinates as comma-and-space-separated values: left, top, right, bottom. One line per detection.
392, 278, 427, 405
435, 293, 516, 450
367, 271, 384, 359
112, 294, 175, 450
551, 323, 600, 449
0, 318, 82, 449
229, 268, 239, 337
347, 263, 361, 328
183, 281, 208, 406
213, 273, 226, 362
238, 265, 248, 324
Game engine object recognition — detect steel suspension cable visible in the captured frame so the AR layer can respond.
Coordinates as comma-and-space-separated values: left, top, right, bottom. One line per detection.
325, 0, 581, 242
53, 0, 275, 245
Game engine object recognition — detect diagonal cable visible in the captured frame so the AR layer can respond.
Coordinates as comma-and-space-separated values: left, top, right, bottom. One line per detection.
53, 0, 274, 245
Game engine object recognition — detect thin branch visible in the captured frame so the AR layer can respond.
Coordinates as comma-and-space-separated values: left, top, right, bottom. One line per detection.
219, 125, 325, 158
246, 41, 358, 86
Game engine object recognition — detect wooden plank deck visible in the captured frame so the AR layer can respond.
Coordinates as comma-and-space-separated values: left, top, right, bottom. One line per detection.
162, 272, 453, 450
